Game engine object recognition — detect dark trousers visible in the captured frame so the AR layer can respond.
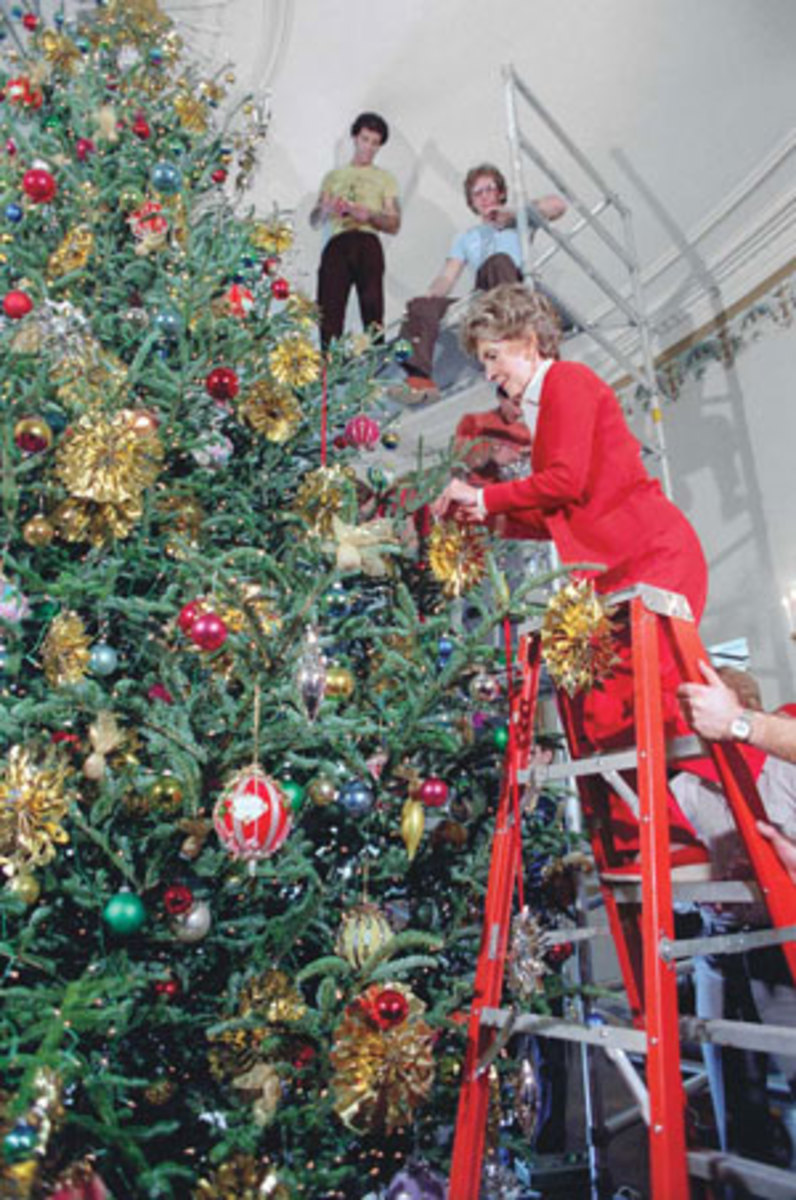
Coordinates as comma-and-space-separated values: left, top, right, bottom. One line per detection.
317, 230, 385, 348
399, 252, 521, 378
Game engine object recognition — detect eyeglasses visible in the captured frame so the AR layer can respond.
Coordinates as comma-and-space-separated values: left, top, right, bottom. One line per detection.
471, 183, 500, 198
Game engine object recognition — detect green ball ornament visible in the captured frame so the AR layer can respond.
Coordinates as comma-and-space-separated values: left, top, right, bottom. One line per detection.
493, 724, 509, 751
3, 1121, 37, 1164
103, 891, 146, 935
279, 779, 305, 813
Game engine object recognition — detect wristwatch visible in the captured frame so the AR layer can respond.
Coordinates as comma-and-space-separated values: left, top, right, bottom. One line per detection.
729, 710, 755, 742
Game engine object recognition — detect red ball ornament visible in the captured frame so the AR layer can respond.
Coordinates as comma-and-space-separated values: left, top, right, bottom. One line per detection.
163, 884, 194, 915
148, 683, 174, 705
3, 290, 33, 319
344, 413, 380, 451
213, 767, 292, 863
545, 940, 574, 967
6, 139, 17, 156
270, 276, 290, 300
132, 115, 151, 140
177, 599, 206, 634
262, 256, 280, 276
154, 978, 181, 999
188, 612, 228, 652
75, 137, 95, 162
22, 168, 57, 203
419, 777, 449, 808
332, 433, 348, 451
51, 731, 81, 750
22, 13, 39, 30
371, 987, 410, 1030
205, 366, 239, 401
211, 167, 227, 184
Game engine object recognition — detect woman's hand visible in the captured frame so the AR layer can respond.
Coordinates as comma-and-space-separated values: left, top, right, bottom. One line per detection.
431, 478, 481, 520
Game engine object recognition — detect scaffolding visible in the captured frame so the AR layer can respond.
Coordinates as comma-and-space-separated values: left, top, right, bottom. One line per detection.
503, 63, 673, 500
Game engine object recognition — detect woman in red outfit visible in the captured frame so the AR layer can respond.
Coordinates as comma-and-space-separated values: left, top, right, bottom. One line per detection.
433, 284, 709, 866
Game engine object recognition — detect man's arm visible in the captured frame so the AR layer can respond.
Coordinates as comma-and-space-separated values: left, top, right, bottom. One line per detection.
345, 196, 401, 235
678, 661, 796, 764
489, 193, 567, 230
426, 257, 465, 298
310, 189, 343, 229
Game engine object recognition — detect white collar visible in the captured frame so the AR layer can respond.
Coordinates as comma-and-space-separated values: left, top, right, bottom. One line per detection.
522, 358, 554, 433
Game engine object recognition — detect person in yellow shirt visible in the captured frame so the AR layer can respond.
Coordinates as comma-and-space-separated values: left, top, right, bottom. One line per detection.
310, 112, 401, 349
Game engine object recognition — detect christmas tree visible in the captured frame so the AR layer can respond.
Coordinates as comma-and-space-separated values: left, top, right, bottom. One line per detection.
0, 4, 571, 1197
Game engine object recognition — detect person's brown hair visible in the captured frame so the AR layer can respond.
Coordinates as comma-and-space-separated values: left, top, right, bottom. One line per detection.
463, 164, 507, 213
461, 283, 562, 359
716, 666, 763, 712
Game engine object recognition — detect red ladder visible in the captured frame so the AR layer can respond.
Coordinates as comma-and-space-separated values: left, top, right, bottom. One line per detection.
448, 584, 796, 1200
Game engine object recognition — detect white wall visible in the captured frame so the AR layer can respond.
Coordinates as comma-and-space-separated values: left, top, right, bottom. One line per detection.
653, 323, 796, 707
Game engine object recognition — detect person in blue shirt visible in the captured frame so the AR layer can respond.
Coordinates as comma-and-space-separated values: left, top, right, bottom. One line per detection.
397, 163, 566, 399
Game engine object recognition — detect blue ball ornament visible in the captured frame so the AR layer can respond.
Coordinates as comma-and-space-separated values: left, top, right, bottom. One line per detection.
3, 1121, 37, 1164
150, 161, 182, 195
325, 582, 350, 620
149, 47, 164, 66
90, 642, 118, 676
437, 635, 454, 661
393, 338, 413, 363
5, 203, 23, 223
153, 308, 183, 339
338, 778, 375, 816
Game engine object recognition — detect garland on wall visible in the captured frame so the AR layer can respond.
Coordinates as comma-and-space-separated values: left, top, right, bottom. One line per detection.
656, 264, 796, 401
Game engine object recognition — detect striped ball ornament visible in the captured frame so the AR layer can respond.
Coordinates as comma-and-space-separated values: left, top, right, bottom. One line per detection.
335, 902, 394, 969
213, 766, 291, 862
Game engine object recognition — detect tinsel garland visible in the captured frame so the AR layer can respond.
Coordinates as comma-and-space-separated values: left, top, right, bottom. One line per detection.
540, 579, 618, 695
0, 747, 70, 881
649, 269, 796, 404
427, 520, 487, 597
293, 465, 357, 536
268, 335, 321, 387
330, 983, 435, 1134
41, 611, 91, 686
238, 381, 301, 442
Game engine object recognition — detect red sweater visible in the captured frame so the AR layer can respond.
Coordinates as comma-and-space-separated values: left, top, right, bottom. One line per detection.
482, 361, 707, 619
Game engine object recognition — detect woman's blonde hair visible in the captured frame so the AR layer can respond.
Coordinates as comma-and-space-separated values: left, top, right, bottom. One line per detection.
461, 283, 562, 360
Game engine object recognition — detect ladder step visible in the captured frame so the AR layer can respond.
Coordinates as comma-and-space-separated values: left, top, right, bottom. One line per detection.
517, 734, 705, 785
687, 1150, 796, 1199
478, 1007, 796, 1059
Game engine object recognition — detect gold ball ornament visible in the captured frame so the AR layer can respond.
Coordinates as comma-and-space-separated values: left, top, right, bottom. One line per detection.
14, 416, 54, 453
143, 1078, 177, 1106
23, 514, 55, 547
335, 902, 394, 969
6, 872, 41, 904
125, 408, 160, 437
325, 664, 355, 700
308, 774, 338, 807
149, 775, 183, 813
401, 798, 425, 861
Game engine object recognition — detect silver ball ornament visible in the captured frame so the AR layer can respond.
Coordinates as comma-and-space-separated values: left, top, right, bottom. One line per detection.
90, 642, 118, 676
171, 900, 212, 943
